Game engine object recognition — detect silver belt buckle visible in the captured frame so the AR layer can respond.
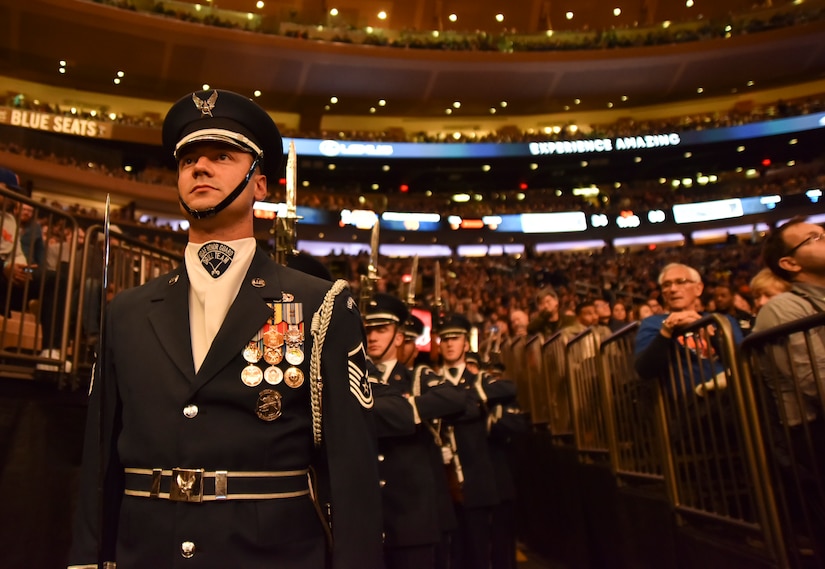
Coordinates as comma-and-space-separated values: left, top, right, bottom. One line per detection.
170, 468, 204, 502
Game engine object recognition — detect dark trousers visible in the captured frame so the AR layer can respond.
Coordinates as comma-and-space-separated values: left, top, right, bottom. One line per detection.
490, 499, 516, 569
385, 543, 436, 569
435, 531, 453, 569
452, 504, 493, 569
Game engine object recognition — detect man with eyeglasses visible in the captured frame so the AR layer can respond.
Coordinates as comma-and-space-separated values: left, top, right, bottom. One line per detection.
634, 262, 744, 386
754, 216, 825, 436
753, 216, 825, 552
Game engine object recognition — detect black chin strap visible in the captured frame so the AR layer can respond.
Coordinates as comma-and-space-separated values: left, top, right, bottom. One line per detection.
376, 323, 400, 362
180, 156, 261, 220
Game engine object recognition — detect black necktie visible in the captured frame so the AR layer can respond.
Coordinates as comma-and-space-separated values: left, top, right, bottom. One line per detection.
198, 242, 235, 278
448, 367, 459, 377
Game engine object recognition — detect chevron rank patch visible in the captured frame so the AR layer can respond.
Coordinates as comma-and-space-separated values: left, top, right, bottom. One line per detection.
348, 342, 372, 408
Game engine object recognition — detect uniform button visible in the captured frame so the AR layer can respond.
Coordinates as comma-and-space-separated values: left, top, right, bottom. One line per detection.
183, 404, 199, 419
377, 454, 385, 462
379, 480, 386, 487
181, 541, 195, 558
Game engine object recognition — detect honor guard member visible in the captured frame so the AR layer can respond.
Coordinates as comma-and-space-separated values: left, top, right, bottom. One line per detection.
437, 313, 517, 569
68, 89, 382, 569
479, 358, 528, 569
365, 293, 466, 569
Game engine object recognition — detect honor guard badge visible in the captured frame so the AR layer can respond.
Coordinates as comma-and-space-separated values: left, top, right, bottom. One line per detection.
192, 90, 218, 117
198, 242, 235, 278
348, 342, 372, 408
256, 389, 282, 421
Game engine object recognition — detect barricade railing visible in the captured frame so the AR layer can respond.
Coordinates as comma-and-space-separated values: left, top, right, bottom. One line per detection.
566, 327, 610, 462
599, 322, 666, 483
524, 334, 550, 426
70, 225, 182, 382
741, 311, 825, 569
0, 186, 79, 382
542, 331, 572, 443
655, 314, 785, 564
502, 336, 529, 416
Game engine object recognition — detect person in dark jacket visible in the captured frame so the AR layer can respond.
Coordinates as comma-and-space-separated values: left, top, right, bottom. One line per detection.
68, 89, 383, 569
365, 293, 466, 569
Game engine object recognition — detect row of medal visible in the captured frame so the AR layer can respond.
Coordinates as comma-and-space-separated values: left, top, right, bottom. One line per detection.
241, 302, 305, 389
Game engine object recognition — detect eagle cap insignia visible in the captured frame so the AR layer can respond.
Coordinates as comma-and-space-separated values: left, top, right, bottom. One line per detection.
282, 292, 295, 302
192, 90, 219, 117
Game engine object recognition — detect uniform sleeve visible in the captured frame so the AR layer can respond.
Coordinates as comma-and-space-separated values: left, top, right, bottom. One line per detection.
482, 375, 517, 406
68, 299, 124, 567
319, 291, 384, 569
414, 382, 467, 421
372, 383, 417, 437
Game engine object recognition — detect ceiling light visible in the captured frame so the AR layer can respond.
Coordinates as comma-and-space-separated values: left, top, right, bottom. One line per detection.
377, 11, 387, 20
445, 109, 452, 115
495, 13, 504, 22
328, 164, 336, 170
696, 87, 704, 94
453, 101, 461, 108
369, 107, 376, 113
686, 0, 694, 7
378, 99, 386, 106
566, 11, 574, 19
482, 165, 491, 172
329, 8, 338, 16
253, 90, 262, 97
489, 108, 496, 114
449, 13, 457, 22
330, 96, 338, 104
202, 84, 210, 90
256, 0, 264, 8
613, 8, 621, 16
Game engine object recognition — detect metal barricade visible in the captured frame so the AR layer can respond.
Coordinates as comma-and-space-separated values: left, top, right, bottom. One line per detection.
524, 334, 550, 426
0, 186, 79, 381
599, 322, 666, 483
566, 327, 610, 462
741, 311, 825, 569
503, 336, 529, 414
656, 314, 785, 564
71, 225, 182, 380
543, 331, 572, 443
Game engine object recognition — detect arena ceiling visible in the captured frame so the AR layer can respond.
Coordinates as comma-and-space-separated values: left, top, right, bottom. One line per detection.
0, 0, 824, 120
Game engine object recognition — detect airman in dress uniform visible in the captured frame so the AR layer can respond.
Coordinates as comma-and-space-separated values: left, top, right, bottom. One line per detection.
437, 313, 517, 569
365, 293, 466, 569
68, 89, 383, 569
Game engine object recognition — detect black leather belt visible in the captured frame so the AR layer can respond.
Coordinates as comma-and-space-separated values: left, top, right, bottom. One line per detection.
123, 467, 310, 502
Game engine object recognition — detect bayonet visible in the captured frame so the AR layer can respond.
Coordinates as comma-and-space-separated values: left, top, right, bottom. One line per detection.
359, 217, 381, 312
274, 140, 300, 264
406, 255, 418, 308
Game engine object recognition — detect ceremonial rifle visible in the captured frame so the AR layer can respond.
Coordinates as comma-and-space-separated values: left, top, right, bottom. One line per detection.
273, 141, 300, 264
